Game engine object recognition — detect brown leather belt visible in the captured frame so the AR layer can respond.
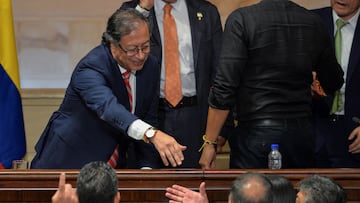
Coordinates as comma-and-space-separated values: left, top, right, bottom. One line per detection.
159, 96, 197, 109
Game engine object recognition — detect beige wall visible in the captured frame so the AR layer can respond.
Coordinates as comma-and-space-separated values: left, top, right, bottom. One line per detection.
13, 0, 330, 88
16, 0, 330, 168
22, 89, 64, 161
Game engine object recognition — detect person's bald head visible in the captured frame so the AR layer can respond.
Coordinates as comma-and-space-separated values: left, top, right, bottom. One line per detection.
228, 173, 273, 203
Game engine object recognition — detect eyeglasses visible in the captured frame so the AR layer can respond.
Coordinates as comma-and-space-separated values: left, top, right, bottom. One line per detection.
117, 42, 150, 57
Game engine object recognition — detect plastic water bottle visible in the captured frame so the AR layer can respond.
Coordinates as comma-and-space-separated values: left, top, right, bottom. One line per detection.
268, 144, 282, 169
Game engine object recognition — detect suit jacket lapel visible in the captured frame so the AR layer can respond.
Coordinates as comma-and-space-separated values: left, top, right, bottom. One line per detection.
104, 45, 131, 111
134, 70, 141, 114
346, 18, 360, 84
150, 9, 161, 47
134, 63, 149, 115
115, 69, 131, 111
186, 0, 202, 71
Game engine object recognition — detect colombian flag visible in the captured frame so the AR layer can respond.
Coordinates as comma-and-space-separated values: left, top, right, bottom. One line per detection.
0, 0, 26, 168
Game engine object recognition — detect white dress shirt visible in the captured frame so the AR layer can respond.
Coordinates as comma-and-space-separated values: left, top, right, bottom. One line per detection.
154, 0, 196, 98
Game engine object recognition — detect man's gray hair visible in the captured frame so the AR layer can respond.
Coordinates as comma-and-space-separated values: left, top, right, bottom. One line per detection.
102, 8, 150, 47
76, 161, 118, 203
297, 175, 346, 203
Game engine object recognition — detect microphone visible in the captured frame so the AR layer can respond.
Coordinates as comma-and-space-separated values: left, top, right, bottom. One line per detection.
352, 117, 360, 125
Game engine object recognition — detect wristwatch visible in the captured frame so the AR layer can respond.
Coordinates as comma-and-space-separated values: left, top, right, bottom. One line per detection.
143, 127, 157, 143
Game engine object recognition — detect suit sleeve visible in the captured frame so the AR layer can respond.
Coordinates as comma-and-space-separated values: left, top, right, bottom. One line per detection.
71, 65, 138, 135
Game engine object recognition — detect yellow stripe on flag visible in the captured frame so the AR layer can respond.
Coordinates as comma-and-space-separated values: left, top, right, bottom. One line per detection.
0, 0, 21, 91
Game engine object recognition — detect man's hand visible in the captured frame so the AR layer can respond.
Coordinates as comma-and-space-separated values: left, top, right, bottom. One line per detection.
139, 0, 154, 10
311, 72, 327, 97
51, 173, 79, 203
349, 126, 360, 154
150, 130, 187, 167
165, 182, 208, 203
199, 144, 217, 169
199, 107, 229, 169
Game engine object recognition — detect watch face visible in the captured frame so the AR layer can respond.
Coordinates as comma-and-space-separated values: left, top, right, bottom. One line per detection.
146, 129, 155, 138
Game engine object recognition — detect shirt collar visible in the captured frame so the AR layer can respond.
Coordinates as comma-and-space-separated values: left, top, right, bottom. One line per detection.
332, 8, 360, 29
155, 0, 183, 14
118, 65, 135, 75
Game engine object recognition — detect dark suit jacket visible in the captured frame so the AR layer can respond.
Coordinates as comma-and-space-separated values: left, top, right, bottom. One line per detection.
121, 0, 223, 122
31, 44, 160, 169
312, 7, 360, 120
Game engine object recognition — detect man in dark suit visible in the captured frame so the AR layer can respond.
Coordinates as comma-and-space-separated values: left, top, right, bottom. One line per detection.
31, 9, 186, 169
199, 0, 344, 169
312, 0, 360, 167
120, 0, 223, 168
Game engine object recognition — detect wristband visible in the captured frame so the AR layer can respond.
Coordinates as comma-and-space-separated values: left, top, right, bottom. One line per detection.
198, 134, 217, 152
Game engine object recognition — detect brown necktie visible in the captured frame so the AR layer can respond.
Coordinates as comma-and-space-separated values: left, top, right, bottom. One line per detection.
163, 3, 182, 107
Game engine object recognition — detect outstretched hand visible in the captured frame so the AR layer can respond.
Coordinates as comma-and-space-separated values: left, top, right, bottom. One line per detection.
165, 182, 208, 203
150, 130, 187, 167
51, 173, 79, 203
199, 144, 217, 169
349, 126, 360, 154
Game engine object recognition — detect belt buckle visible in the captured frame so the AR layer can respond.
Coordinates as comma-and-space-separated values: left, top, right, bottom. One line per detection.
176, 98, 186, 108
330, 114, 342, 122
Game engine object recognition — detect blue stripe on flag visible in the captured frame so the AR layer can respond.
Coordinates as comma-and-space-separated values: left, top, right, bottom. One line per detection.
0, 64, 26, 168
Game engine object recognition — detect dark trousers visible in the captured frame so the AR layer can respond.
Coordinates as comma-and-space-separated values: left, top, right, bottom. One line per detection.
229, 118, 315, 169
314, 116, 360, 168
136, 102, 205, 168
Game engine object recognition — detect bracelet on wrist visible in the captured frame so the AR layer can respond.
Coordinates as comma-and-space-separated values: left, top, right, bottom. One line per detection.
198, 134, 217, 152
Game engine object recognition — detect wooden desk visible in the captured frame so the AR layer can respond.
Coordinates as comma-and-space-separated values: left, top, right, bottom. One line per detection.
0, 168, 359, 202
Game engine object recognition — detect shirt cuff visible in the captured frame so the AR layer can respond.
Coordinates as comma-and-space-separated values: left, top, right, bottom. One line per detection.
127, 119, 152, 140
135, 4, 150, 17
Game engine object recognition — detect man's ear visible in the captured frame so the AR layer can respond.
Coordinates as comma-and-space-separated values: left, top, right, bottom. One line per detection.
114, 191, 120, 203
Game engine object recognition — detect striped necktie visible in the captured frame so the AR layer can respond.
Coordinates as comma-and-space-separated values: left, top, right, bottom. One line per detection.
107, 71, 132, 168
123, 70, 132, 112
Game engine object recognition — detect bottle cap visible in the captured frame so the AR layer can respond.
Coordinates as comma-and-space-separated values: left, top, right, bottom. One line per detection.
271, 144, 279, 150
